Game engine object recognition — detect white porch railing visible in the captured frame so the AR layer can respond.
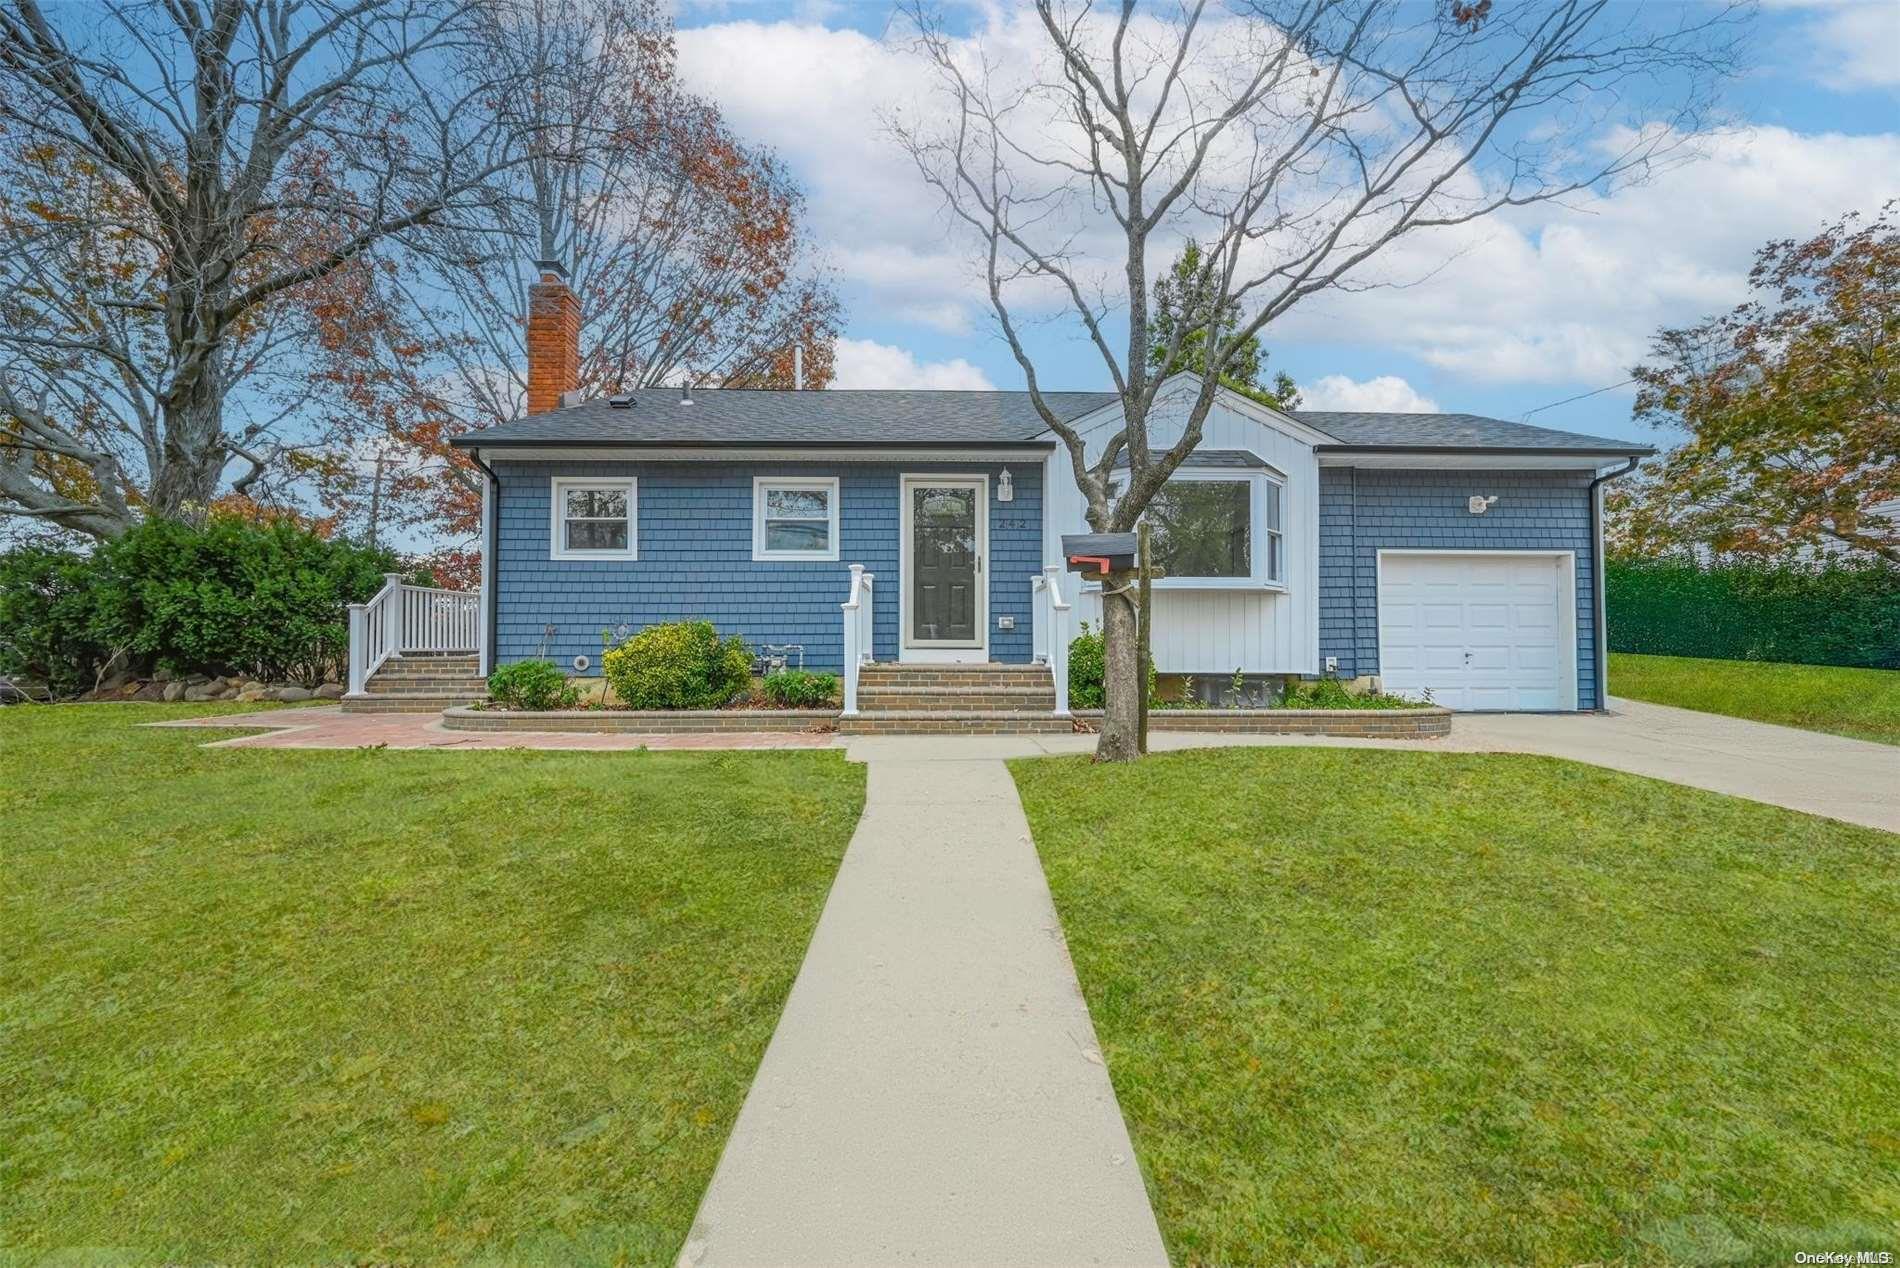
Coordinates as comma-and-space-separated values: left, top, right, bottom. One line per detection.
840, 563, 875, 716
346, 573, 482, 696
1032, 564, 1073, 717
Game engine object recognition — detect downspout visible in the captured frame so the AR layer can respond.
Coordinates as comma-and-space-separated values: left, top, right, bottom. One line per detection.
1587, 457, 1640, 712
469, 449, 501, 679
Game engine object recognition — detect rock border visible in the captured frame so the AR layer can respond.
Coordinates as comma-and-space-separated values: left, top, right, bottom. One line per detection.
442, 706, 837, 734
1076, 706, 1452, 738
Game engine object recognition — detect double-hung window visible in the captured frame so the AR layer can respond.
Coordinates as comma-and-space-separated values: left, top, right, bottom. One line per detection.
753, 476, 840, 561
1112, 468, 1287, 587
551, 477, 636, 560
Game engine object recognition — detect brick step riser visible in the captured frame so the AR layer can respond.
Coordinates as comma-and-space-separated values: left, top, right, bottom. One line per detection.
838, 716, 1076, 735
858, 674, 1053, 689
373, 665, 479, 678
858, 694, 1057, 712
365, 679, 488, 690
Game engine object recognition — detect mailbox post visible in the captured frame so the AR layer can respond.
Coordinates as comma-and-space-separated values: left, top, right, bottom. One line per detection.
1063, 532, 1145, 741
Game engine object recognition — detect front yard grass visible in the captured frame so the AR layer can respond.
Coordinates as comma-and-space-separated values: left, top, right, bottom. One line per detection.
1610, 651, 1900, 745
0, 703, 865, 1264
1010, 747, 1900, 1266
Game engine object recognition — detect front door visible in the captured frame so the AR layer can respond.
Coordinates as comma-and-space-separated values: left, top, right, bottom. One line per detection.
902, 476, 986, 657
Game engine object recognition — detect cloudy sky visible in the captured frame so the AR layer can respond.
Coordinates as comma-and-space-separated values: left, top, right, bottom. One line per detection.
671, 1, 1899, 443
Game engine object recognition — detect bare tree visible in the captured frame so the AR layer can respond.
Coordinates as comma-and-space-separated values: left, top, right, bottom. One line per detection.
341, 0, 841, 548
0, 0, 531, 537
893, 0, 1748, 761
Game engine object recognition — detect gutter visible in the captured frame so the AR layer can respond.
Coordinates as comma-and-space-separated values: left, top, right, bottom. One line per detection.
467, 449, 501, 679
1313, 443, 1655, 457
1587, 456, 1641, 712
447, 438, 1059, 452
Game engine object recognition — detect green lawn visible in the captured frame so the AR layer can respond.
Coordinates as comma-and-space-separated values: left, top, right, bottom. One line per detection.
0, 704, 864, 1264
1611, 652, 1900, 745
1011, 747, 1900, 1266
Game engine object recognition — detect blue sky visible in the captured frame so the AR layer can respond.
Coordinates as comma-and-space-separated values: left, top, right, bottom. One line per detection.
668, 1, 1900, 444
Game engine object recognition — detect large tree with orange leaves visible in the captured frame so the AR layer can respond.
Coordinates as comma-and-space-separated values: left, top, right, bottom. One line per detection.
346, 0, 840, 552
1613, 205, 1899, 564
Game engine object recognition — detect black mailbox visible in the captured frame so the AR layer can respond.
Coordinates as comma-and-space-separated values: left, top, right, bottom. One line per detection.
1063, 532, 1139, 575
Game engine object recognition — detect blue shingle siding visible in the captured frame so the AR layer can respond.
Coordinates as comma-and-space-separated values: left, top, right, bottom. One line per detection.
1316, 467, 1601, 709
493, 460, 1042, 671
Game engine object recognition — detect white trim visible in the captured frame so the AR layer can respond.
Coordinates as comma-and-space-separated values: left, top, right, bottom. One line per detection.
480, 445, 1049, 465
1043, 372, 1340, 450
550, 476, 637, 561
898, 473, 989, 662
1320, 452, 1633, 470
751, 475, 840, 562
1374, 549, 1579, 712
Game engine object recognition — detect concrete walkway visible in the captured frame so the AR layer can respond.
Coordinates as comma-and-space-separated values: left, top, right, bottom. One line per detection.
679, 754, 1168, 1267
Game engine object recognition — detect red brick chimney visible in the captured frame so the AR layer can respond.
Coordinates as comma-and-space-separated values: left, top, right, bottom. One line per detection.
526, 259, 579, 415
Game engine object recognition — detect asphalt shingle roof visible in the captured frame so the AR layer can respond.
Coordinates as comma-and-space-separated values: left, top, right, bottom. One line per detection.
449, 387, 1650, 454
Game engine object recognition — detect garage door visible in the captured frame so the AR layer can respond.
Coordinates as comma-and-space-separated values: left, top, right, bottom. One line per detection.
1377, 552, 1574, 711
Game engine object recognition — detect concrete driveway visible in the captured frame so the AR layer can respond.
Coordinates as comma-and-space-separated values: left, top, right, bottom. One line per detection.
845, 698, 1900, 835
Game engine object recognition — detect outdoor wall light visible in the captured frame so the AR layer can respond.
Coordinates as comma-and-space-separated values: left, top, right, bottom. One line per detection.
1467, 494, 1499, 514
998, 469, 1014, 502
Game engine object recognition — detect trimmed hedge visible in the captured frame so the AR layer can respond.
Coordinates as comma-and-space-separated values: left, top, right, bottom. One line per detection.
0, 516, 395, 695
1606, 557, 1900, 669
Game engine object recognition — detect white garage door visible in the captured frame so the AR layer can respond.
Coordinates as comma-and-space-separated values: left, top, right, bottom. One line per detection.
1377, 552, 1575, 711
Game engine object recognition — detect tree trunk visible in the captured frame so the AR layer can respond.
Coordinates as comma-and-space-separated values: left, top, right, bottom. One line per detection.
1095, 569, 1141, 763
147, 363, 227, 521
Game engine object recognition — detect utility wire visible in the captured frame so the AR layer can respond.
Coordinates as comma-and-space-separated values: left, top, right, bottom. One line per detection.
1519, 377, 1636, 421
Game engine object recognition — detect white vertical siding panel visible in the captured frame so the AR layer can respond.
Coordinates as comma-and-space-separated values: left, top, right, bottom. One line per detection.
1039, 387, 1322, 673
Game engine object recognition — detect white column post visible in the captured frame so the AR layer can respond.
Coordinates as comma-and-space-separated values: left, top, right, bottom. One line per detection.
1045, 564, 1071, 717
841, 563, 865, 717
383, 572, 406, 658
346, 603, 368, 696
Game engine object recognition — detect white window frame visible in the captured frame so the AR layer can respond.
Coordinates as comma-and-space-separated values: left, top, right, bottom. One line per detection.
550, 476, 637, 561
752, 475, 840, 562
1104, 467, 1287, 591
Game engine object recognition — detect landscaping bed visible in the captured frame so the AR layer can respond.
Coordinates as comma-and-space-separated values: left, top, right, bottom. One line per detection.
1075, 705, 1450, 737
1010, 746, 1900, 1265
0, 702, 865, 1263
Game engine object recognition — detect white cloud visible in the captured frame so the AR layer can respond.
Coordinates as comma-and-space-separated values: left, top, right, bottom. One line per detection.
1299, 375, 1439, 413
1276, 126, 1900, 384
831, 337, 995, 390
678, 18, 1900, 393
1765, 0, 1900, 88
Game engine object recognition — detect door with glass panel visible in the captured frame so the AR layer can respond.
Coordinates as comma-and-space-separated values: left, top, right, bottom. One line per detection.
903, 477, 986, 650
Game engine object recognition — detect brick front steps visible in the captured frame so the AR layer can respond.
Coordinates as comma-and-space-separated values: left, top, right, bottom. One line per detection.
1077, 706, 1453, 739
342, 653, 486, 715
441, 707, 835, 734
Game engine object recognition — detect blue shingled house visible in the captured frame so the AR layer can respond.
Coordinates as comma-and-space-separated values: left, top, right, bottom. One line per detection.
345, 269, 1652, 723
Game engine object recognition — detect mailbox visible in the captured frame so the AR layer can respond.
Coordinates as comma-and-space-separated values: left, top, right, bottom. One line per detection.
1062, 532, 1139, 575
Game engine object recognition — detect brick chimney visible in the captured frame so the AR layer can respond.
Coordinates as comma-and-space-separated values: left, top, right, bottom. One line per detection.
526, 259, 579, 415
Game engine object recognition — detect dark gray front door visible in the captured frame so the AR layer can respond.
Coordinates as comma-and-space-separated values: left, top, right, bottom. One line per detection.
909, 482, 982, 646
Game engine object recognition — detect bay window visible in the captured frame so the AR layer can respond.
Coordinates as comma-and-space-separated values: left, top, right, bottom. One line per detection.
1112, 468, 1287, 587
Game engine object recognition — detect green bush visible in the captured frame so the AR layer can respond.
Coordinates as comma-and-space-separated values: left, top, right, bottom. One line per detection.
762, 668, 840, 708
487, 660, 578, 711
0, 547, 110, 697
1067, 621, 1155, 709
1607, 556, 1900, 669
0, 516, 394, 695
84, 516, 395, 686
601, 620, 753, 710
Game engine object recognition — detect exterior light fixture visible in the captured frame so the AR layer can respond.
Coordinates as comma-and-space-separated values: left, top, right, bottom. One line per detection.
998, 469, 1014, 502
1467, 494, 1499, 515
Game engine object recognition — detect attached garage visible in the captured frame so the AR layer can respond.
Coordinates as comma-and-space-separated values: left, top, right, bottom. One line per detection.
1376, 550, 1577, 711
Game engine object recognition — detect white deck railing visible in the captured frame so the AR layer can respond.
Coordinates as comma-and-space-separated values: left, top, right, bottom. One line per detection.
1032, 564, 1073, 717
840, 563, 875, 716
346, 574, 482, 695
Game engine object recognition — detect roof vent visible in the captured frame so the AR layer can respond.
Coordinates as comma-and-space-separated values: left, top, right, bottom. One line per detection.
680, 383, 693, 406
608, 394, 633, 409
